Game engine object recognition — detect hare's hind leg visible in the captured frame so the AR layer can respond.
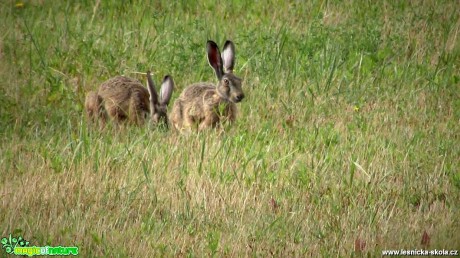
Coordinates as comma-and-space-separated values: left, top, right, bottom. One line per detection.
128, 92, 148, 126
182, 105, 205, 131
85, 91, 98, 122
198, 107, 221, 130
96, 96, 108, 128
105, 100, 128, 124
85, 91, 107, 127
171, 100, 188, 131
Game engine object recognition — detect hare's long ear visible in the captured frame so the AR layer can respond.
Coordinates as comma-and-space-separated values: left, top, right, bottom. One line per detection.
146, 71, 159, 112
207, 40, 224, 80
222, 40, 235, 72
159, 75, 174, 106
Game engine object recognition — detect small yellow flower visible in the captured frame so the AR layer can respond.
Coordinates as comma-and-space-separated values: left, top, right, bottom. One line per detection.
354, 106, 360, 112
15, 2, 24, 8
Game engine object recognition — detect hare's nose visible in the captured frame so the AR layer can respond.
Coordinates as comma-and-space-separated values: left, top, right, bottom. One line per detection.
235, 94, 245, 102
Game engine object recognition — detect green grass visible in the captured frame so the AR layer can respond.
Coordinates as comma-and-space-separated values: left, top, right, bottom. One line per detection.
1, 0, 459, 256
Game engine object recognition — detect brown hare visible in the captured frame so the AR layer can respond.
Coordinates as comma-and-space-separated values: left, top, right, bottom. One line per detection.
85, 71, 174, 127
170, 40, 244, 131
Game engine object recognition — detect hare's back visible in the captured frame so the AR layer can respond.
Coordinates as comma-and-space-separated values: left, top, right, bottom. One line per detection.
98, 76, 144, 96
98, 76, 147, 99
98, 76, 149, 112
179, 82, 215, 100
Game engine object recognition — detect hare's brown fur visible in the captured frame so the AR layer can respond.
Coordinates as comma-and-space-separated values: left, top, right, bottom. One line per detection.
170, 40, 243, 131
97, 76, 150, 125
84, 73, 174, 127
171, 82, 238, 130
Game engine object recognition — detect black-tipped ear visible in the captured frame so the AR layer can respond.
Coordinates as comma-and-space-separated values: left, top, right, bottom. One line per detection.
159, 75, 174, 106
207, 40, 224, 80
222, 40, 235, 72
146, 70, 159, 106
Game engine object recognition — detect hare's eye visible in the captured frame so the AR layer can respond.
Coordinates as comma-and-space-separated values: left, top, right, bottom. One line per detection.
223, 78, 230, 86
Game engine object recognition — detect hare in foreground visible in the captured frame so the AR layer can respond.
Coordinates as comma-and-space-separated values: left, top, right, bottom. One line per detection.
85, 71, 174, 127
170, 40, 244, 131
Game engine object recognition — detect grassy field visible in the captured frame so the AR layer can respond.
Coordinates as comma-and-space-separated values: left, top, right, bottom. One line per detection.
1, 0, 459, 256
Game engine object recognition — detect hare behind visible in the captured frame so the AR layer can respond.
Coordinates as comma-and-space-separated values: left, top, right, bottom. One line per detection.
85, 72, 174, 127
170, 40, 244, 131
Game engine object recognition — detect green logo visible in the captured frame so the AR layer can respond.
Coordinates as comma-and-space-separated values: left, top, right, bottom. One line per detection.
1, 234, 79, 256
1, 234, 29, 254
